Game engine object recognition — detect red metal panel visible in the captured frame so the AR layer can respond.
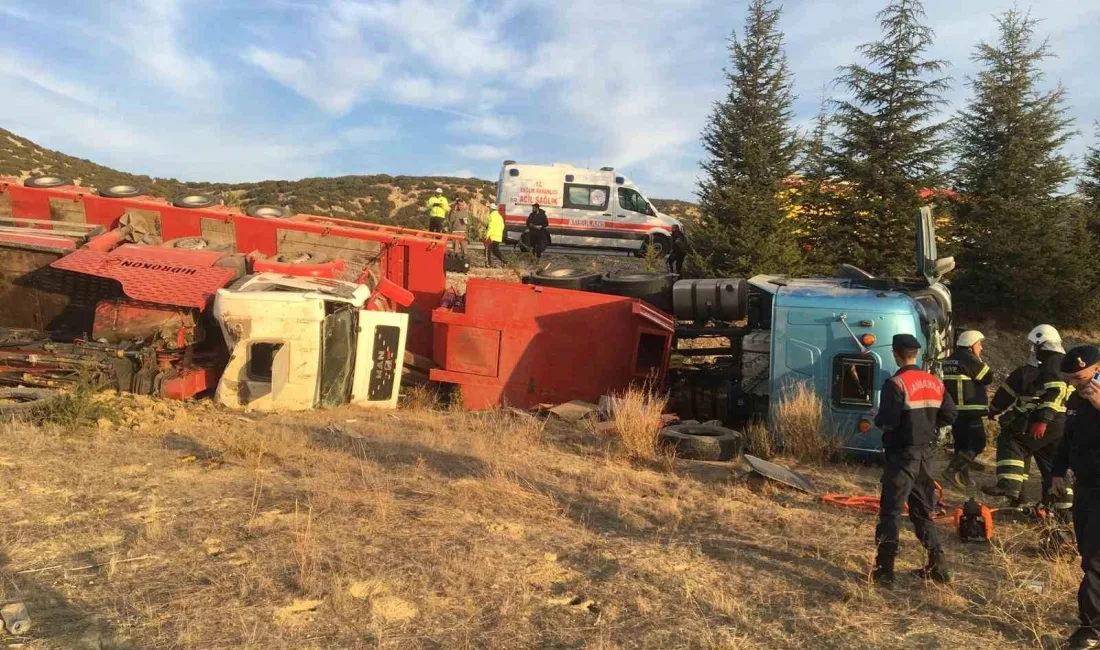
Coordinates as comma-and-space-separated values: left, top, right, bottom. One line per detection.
50, 248, 237, 308
162, 366, 220, 400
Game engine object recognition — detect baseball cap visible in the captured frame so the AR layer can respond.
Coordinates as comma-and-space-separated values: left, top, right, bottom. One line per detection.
1061, 345, 1100, 373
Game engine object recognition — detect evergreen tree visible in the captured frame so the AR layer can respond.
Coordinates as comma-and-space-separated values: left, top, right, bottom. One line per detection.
952, 8, 1082, 321
1080, 126, 1100, 236
830, 0, 950, 277
794, 97, 848, 273
694, 0, 801, 278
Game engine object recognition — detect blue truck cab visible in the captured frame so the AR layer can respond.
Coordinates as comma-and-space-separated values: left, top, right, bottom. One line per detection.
749, 208, 955, 451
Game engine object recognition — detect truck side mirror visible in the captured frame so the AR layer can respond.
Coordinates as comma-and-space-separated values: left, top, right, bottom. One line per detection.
934, 257, 955, 278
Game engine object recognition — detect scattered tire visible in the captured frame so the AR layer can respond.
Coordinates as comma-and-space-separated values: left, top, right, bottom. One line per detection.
97, 184, 144, 199
163, 237, 208, 250
599, 271, 673, 296
658, 424, 743, 461
23, 175, 71, 189
172, 194, 219, 209
635, 233, 671, 258
528, 267, 602, 291
246, 204, 290, 219
0, 387, 60, 416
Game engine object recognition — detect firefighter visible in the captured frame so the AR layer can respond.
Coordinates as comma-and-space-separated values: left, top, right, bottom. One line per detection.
484, 202, 506, 268
1051, 345, 1100, 649
666, 224, 689, 276
982, 325, 1073, 513
426, 188, 450, 233
941, 330, 993, 489
872, 334, 958, 588
526, 202, 550, 259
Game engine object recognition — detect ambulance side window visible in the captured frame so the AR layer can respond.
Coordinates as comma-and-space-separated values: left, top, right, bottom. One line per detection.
563, 184, 609, 211
618, 188, 648, 214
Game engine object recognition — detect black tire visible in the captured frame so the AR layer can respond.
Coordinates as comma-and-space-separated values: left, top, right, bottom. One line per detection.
635, 234, 671, 258
246, 204, 290, 219
163, 237, 208, 250
599, 271, 673, 296
518, 231, 533, 252
23, 175, 72, 189
173, 194, 219, 209
97, 184, 144, 199
0, 387, 60, 416
528, 267, 602, 290
658, 424, 743, 461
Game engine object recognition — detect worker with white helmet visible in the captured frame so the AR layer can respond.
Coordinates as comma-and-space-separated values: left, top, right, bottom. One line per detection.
941, 330, 994, 490
426, 187, 450, 233
982, 325, 1074, 513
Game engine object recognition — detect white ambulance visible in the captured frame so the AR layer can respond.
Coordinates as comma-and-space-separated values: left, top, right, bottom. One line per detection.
496, 162, 682, 256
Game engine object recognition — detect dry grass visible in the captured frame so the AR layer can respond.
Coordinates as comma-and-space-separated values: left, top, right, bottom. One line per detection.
744, 418, 774, 458
772, 381, 839, 463
0, 393, 1082, 649
609, 387, 668, 460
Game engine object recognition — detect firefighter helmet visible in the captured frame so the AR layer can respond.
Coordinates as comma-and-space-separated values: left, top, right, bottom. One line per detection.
1028, 324, 1064, 353
957, 330, 985, 348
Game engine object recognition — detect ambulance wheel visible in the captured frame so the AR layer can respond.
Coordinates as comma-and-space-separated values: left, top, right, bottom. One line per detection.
23, 175, 71, 189
658, 424, 743, 461
173, 194, 219, 209
98, 184, 144, 199
0, 387, 60, 416
246, 204, 290, 219
636, 234, 670, 258
528, 267, 601, 290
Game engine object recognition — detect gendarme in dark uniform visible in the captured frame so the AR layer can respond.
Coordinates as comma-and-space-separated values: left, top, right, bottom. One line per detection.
1053, 345, 1100, 649
872, 333, 958, 588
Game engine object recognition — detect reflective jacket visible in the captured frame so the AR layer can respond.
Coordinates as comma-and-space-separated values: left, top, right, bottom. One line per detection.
427, 196, 450, 219
486, 209, 504, 243
874, 365, 958, 448
942, 348, 992, 415
989, 351, 1071, 438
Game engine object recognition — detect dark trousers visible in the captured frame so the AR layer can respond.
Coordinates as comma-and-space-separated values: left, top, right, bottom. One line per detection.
876, 443, 942, 562
994, 426, 1066, 507
428, 218, 444, 233
667, 252, 686, 275
528, 227, 549, 258
486, 241, 505, 266
952, 416, 987, 457
1076, 486, 1100, 631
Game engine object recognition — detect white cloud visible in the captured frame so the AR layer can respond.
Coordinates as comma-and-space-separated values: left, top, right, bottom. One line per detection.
451, 144, 510, 161
105, 0, 218, 97
0, 52, 100, 105
448, 114, 521, 139
389, 76, 467, 108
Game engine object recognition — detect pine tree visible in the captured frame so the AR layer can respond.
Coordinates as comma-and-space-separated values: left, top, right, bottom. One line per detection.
1080, 126, 1100, 234
952, 8, 1081, 321
794, 97, 849, 273
830, 0, 950, 277
694, 0, 801, 278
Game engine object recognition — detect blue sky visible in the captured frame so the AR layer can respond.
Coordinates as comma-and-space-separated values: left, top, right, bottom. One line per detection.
1, 0, 1098, 200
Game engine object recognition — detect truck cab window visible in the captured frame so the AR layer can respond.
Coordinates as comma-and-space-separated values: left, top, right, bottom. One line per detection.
564, 184, 610, 211
617, 188, 648, 214
832, 355, 875, 408
249, 342, 282, 381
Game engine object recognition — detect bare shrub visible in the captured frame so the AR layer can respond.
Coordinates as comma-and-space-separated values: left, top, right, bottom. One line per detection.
771, 382, 837, 463
611, 387, 668, 460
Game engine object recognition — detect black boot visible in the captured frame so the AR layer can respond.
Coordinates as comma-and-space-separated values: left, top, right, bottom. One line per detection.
916, 549, 952, 584
1064, 628, 1100, 649
942, 453, 970, 491
872, 555, 896, 589
982, 481, 1020, 500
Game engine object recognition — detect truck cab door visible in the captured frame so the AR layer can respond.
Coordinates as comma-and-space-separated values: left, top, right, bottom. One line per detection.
271, 342, 291, 402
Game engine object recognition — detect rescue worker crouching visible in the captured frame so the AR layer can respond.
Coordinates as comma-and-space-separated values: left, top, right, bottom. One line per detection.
941, 330, 993, 490
1051, 345, 1100, 649
983, 325, 1074, 514
872, 334, 958, 588
426, 188, 450, 233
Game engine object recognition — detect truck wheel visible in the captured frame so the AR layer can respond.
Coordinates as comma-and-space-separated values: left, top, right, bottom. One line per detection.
658, 424, 743, 461
599, 271, 673, 296
528, 267, 601, 290
173, 194, 219, 209
98, 184, 144, 199
636, 234, 671, 258
246, 204, 290, 219
23, 175, 71, 189
0, 387, 60, 416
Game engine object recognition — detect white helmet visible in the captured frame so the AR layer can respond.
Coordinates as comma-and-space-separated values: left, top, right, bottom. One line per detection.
1028, 324, 1064, 354
957, 330, 985, 348
435, 187, 443, 194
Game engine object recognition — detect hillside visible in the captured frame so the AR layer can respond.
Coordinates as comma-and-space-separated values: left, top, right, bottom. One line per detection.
0, 128, 698, 228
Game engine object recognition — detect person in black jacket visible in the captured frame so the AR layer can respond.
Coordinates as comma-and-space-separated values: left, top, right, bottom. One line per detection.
1051, 345, 1100, 649
526, 203, 550, 260
941, 330, 994, 489
872, 334, 958, 588
983, 325, 1073, 512
666, 224, 690, 275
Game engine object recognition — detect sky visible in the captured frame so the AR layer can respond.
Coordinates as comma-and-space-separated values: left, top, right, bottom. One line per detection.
0, 0, 1098, 201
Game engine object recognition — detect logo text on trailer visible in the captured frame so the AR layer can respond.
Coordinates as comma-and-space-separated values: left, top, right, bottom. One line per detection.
118, 260, 198, 275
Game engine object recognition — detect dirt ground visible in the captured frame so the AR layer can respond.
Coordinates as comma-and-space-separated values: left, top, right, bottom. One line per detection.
0, 388, 1084, 650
